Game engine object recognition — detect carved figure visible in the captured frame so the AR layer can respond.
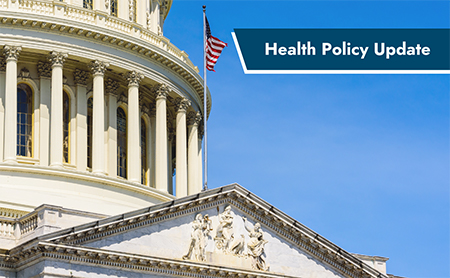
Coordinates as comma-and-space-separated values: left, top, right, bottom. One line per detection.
243, 217, 269, 271
183, 213, 211, 262
229, 234, 245, 256
201, 214, 212, 259
214, 206, 234, 252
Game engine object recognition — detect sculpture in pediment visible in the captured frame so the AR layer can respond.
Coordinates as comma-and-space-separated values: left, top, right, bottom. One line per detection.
243, 217, 269, 271
182, 213, 212, 262
214, 205, 234, 252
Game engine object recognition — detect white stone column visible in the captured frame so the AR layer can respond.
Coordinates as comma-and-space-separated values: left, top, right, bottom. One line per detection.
155, 84, 169, 192
3, 46, 21, 163
0, 59, 6, 162
49, 51, 67, 168
136, 0, 146, 27
175, 98, 190, 198
37, 62, 52, 166
74, 69, 89, 171
159, 1, 168, 34
149, 0, 160, 34
188, 112, 202, 195
89, 60, 109, 174
149, 107, 156, 188
141, 105, 151, 186
105, 78, 118, 177
167, 130, 173, 195
118, 0, 128, 21
125, 71, 143, 183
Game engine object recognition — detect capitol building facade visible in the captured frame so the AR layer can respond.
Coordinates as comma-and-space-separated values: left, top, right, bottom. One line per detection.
0, 0, 401, 277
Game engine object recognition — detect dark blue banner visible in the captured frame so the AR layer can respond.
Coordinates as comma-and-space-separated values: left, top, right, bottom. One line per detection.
232, 29, 450, 73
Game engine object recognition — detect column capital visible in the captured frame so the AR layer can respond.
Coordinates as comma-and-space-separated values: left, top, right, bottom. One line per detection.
3, 45, 21, 62
125, 70, 144, 87
89, 60, 109, 76
175, 98, 191, 113
187, 111, 202, 126
73, 69, 89, 86
154, 84, 169, 99
37, 61, 52, 78
48, 51, 68, 67
105, 78, 119, 96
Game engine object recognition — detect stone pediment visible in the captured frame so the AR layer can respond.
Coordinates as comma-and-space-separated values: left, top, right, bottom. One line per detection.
8, 184, 388, 278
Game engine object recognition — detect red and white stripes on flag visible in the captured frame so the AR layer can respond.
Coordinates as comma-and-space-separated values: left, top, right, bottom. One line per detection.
205, 16, 227, 71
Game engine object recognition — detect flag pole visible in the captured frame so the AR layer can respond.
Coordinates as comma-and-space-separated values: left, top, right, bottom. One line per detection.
202, 5, 208, 191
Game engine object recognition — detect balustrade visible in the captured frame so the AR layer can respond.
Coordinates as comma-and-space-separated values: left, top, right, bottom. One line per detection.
0, 0, 198, 73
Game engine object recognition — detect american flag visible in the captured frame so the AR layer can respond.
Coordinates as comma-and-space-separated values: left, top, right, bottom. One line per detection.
205, 16, 227, 72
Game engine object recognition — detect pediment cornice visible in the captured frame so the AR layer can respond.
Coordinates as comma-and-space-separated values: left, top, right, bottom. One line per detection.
3, 242, 296, 278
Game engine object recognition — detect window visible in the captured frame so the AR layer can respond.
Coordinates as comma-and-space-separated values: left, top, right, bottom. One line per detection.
17, 84, 33, 157
110, 0, 118, 16
117, 107, 127, 178
141, 118, 147, 185
87, 97, 93, 168
83, 0, 93, 9
63, 91, 70, 163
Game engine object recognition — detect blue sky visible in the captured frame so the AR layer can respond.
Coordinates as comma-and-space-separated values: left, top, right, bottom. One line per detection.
165, 1, 449, 277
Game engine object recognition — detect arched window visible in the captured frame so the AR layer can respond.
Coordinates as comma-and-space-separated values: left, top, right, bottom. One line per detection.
83, 0, 93, 10
141, 118, 147, 185
110, 0, 118, 16
17, 83, 33, 157
63, 91, 70, 163
117, 107, 127, 178
87, 97, 93, 168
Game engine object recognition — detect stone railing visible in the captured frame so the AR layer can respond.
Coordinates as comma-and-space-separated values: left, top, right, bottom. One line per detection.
19, 0, 53, 15
6, 0, 199, 73
66, 6, 96, 24
0, 217, 15, 238
19, 213, 38, 235
0, 212, 38, 240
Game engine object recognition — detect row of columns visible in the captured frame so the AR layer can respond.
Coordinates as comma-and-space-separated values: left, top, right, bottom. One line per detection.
1, 45, 203, 197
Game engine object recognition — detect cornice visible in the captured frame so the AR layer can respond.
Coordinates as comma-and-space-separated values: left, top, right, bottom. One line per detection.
9, 184, 388, 278
6, 242, 296, 278
0, 9, 211, 117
